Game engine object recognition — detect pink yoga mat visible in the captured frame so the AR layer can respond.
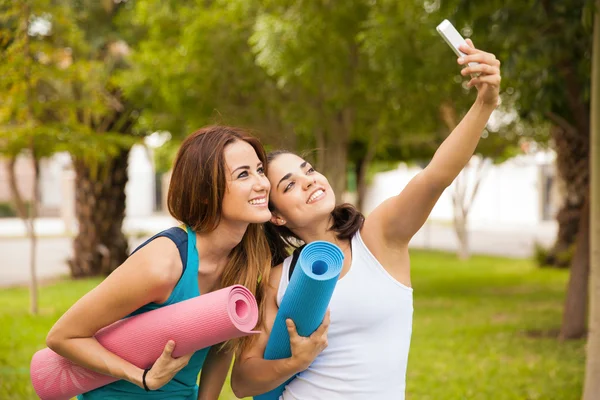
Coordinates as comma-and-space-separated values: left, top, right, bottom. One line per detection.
31, 285, 258, 400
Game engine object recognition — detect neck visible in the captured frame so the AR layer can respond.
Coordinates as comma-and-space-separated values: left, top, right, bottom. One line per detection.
292, 216, 352, 267
293, 215, 345, 247
196, 220, 248, 275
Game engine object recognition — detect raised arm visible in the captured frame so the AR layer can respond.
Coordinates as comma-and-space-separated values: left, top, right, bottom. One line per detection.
45, 237, 192, 390
230, 265, 329, 398
365, 40, 501, 246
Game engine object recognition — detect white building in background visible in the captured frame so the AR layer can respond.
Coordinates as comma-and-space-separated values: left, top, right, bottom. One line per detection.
125, 145, 156, 217
362, 151, 558, 230
0, 144, 156, 220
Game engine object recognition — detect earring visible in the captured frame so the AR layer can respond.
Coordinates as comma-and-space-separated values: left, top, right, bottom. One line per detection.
278, 218, 286, 225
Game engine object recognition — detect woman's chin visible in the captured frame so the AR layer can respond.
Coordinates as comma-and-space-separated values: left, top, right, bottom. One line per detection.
248, 208, 273, 224
306, 198, 336, 218
225, 207, 272, 225
319, 195, 337, 213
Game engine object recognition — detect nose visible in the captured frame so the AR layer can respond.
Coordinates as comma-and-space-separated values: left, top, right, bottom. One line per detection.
302, 176, 316, 190
252, 174, 270, 192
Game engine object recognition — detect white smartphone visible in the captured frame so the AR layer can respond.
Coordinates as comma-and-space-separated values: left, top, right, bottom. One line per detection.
436, 19, 478, 68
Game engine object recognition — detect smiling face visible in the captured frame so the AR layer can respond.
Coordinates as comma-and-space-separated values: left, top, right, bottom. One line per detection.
220, 140, 272, 225
266, 152, 336, 229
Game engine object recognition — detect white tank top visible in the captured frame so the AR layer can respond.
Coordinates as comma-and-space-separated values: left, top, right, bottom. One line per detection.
276, 230, 413, 400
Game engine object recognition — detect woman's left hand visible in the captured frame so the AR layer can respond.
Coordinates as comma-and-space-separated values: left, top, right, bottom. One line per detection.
458, 39, 501, 107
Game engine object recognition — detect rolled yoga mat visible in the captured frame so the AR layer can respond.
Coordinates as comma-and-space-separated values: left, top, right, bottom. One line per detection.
31, 285, 258, 400
255, 241, 344, 400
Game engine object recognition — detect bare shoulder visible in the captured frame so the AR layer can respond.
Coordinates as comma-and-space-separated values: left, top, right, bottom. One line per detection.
361, 213, 390, 256
361, 196, 410, 245
122, 236, 183, 294
267, 263, 284, 294
94, 234, 185, 308
358, 222, 412, 288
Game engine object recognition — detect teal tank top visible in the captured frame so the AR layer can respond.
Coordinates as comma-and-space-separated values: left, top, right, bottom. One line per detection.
78, 226, 210, 400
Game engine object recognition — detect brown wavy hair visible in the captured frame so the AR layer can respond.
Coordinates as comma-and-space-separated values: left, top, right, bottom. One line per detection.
168, 126, 271, 354
264, 150, 365, 266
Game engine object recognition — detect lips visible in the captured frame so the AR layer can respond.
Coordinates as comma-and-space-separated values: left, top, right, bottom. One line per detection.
307, 188, 325, 204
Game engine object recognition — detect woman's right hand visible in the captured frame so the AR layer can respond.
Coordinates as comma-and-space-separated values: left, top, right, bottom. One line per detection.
144, 340, 194, 390
287, 310, 330, 371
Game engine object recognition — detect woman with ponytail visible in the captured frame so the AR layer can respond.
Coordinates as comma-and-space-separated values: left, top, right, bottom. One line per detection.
232, 40, 501, 400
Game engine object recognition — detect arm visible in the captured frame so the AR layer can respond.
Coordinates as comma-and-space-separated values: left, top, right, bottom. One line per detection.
230, 266, 329, 398
365, 40, 501, 246
45, 237, 188, 390
197, 346, 233, 400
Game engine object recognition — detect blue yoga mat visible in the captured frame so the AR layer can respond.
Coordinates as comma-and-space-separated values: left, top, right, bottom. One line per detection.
254, 241, 344, 400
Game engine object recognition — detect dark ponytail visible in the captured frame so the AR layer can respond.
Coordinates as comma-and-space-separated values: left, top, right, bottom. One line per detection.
330, 203, 365, 240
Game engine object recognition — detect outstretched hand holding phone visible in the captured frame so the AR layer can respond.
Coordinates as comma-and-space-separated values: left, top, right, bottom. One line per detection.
437, 19, 501, 106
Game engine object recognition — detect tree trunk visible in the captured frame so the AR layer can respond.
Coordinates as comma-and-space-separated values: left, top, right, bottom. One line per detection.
355, 138, 377, 212
452, 173, 470, 261
453, 191, 470, 261
29, 154, 39, 314
539, 0, 590, 268
6, 154, 39, 314
454, 214, 469, 261
6, 156, 29, 218
69, 149, 130, 277
355, 156, 367, 212
545, 123, 588, 268
315, 127, 326, 172
21, 1, 38, 314
583, 1, 600, 397
544, 89, 590, 267
547, 197, 583, 267
323, 109, 352, 203
322, 139, 348, 204
451, 158, 489, 261
442, 101, 471, 260
559, 195, 589, 340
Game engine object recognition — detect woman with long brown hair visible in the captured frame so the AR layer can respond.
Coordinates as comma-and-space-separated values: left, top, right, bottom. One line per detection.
46, 125, 273, 399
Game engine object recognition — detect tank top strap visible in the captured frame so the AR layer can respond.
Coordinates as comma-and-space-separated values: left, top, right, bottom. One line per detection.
276, 255, 294, 307
180, 225, 200, 295
130, 226, 188, 272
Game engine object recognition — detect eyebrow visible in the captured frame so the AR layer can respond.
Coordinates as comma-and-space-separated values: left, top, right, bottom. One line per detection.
277, 161, 308, 189
231, 162, 263, 176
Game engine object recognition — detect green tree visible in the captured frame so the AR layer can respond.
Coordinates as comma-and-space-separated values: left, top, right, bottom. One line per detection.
435, 0, 596, 339
248, 0, 376, 199
7, 0, 138, 280
0, 0, 132, 312
63, 0, 144, 277
119, 0, 288, 147
444, 0, 592, 268
0, 0, 47, 314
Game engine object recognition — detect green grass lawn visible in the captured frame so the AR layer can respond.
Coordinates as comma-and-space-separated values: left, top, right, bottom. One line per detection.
0, 250, 584, 399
